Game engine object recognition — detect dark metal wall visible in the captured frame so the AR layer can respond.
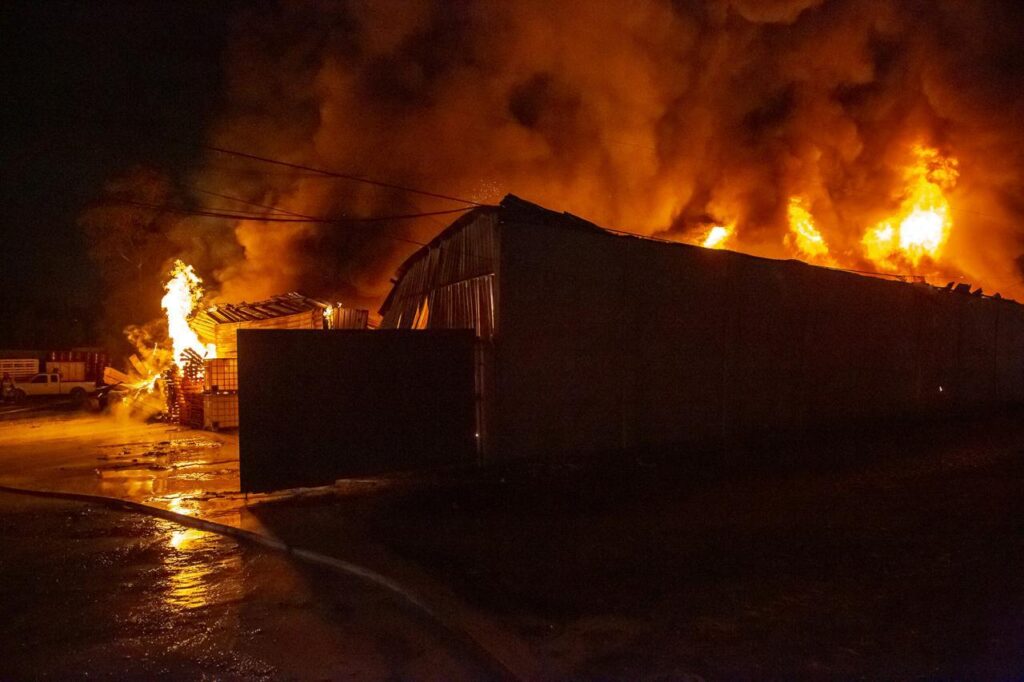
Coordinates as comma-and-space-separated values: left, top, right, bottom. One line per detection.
494, 217, 1024, 458
238, 329, 478, 493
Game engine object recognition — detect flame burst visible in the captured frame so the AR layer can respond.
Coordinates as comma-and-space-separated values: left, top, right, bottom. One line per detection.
786, 197, 833, 263
110, 260, 216, 419
161, 260, 216, 365
863, 145, 958, 269
702, 225, 733, 249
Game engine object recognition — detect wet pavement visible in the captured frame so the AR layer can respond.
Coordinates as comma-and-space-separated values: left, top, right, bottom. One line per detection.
0, 410, 498, 679
0, 410, 245, 522
10, 406, 1018, 678
0, 492, 494, 679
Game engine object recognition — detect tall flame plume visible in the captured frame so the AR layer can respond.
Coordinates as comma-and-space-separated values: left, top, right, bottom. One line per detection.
161, 260, 216, 366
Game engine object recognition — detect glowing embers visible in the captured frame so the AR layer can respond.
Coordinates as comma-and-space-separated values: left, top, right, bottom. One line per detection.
162, 260, 216, 366
701, 225, 733, 249
786, 197, 832, 263
863, 145, 958, 269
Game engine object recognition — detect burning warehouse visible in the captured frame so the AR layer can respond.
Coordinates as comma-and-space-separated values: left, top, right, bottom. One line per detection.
238, 195, 1024, 492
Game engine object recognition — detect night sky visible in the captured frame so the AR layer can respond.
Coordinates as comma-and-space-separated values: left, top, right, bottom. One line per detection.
1, 1, 235, 349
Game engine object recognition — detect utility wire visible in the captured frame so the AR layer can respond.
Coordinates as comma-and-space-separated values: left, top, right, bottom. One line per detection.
107, 198, 475, 224
26, 107, 487, 207
103, 198, 486, 247
202, 144, 485, 207
183, 185, 445, 248
185, 185, 317, 219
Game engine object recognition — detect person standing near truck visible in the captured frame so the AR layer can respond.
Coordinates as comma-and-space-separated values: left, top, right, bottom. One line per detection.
1, 373, 14, 402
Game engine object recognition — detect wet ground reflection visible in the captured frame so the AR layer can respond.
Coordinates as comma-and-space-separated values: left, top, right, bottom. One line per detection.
0, 414, 501, 679
158, 509, 244, 612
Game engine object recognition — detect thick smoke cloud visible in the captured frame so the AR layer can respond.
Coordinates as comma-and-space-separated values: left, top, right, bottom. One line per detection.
92, 0, 1024, 320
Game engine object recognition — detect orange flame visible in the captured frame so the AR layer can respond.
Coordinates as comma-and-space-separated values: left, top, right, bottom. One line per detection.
862, 145, 958, 269
786, 197, 833, 264
161, 260, 216, 366
702, 225, 733, 249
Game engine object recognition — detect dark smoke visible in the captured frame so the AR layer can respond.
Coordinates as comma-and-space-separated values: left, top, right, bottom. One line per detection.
87, 0, 1024, 318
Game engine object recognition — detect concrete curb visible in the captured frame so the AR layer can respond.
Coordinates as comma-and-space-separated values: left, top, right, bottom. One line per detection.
0, 483, 521, 681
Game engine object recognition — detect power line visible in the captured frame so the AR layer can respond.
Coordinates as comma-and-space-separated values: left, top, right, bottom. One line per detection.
24, 107, 488, 208
107, 198, 474, 224
181, 185, 464, 250
201, 144, 485, 208
184, 185, 316, 219
102, 198, 486, 247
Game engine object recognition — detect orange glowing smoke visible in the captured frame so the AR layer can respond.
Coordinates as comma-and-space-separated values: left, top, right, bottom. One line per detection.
862, 146, 959, 270
161, 260, 216, 366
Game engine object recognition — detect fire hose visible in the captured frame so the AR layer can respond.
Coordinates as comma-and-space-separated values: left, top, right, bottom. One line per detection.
0, 483, 523, 681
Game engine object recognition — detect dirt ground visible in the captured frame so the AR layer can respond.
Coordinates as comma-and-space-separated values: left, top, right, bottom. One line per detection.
249, 412, 1024, 679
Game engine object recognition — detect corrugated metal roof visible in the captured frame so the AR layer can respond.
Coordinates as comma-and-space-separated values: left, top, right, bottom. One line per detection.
385, 195, 605, 285
199, 292, 332, 324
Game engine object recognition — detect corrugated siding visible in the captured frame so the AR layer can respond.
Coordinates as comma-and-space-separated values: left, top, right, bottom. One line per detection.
214, 310, 322, 358
331, 307, 369, 330
381, 211, 499, 339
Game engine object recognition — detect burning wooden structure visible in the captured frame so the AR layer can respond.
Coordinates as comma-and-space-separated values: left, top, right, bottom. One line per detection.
169, 292, 367, 430
192, 292, 368, 358
239, 195, 1024, 491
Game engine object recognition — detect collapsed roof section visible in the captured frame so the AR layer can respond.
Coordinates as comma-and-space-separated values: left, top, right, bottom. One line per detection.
193, 292, 368, 358
198, 292, 333, 325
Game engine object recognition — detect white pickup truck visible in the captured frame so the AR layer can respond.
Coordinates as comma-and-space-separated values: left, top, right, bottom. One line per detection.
12, 373, 96, 402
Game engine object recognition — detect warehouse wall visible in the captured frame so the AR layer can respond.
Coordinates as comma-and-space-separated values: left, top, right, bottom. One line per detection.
493, 218, 1024, 459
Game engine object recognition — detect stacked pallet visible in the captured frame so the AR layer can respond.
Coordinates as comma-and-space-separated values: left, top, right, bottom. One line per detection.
165, 349, 206, 426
